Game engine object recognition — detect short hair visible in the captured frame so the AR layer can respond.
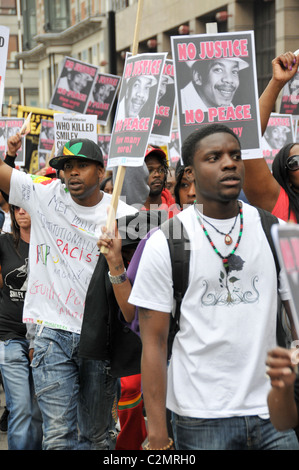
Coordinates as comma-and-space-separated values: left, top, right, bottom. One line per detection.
181, 124, 241, 167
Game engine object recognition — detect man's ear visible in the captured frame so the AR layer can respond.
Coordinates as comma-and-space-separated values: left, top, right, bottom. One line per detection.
98, 165, 105, 180
193, 70, 202, 86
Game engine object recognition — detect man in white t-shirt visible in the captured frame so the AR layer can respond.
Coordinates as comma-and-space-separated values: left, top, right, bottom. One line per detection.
2, 134, 137, 450
129, 124, 299, 450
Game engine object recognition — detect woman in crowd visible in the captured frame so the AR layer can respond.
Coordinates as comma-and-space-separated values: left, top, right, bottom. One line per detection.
100, 175, 113, 194
174, 162, 196, 209
0, 205, 42, 450
243, 51, 299, 222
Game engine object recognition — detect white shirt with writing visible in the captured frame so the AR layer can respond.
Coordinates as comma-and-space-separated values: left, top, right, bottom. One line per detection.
9, 169, 136, 334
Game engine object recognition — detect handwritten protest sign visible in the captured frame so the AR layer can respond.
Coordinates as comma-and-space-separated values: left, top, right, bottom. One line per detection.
54, 113, 97, 153
261, 113, 294, 170
0, 26, 9, 116
86, 73, 121, 125
108, 52, 166, 168
151, 59, 176, 143
171, 31, 261, 159
49, 57, 98, 114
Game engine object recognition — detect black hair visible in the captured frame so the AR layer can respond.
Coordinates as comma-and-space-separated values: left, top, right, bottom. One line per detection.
174, 162, 185, 206
100, 176, 113, 191
272, 142, 299, 222
10, 205, 23, 255
181, 124, 241, 167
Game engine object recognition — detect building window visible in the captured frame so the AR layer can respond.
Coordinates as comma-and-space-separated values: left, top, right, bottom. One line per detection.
254, 0, 275, 96
44, 0, 70, 32
6, 34, 18, 69
0, 0, 16, 15
24, 88, 39, 108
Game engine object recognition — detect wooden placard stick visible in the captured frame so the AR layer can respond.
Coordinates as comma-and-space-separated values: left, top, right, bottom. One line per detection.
100, 0, 144, 254
7, 96, 12, 117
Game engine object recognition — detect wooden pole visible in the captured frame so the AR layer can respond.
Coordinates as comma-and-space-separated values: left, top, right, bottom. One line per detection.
100, 0, 144, 253
7, 96, 12, 117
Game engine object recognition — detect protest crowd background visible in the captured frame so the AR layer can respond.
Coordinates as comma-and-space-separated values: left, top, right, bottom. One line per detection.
1, 0, 299, 454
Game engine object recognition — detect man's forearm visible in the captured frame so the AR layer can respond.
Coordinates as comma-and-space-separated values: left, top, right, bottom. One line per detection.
141, 344, 169, 449
268, 385, 299, 431
139, 307, 171, 449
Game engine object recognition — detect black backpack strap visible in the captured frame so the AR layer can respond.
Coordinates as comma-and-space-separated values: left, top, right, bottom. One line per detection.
160, 216, 190, 358
256, 207, 280, 278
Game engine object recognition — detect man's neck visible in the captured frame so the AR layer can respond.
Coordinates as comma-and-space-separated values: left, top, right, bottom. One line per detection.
71, 189, 103, 207
197, 198, 240, 219
144, 193, 162, 210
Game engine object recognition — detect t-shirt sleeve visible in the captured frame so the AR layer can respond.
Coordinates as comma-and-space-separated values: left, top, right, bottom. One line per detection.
9, 169, 37, 212
128, 229, 174, 313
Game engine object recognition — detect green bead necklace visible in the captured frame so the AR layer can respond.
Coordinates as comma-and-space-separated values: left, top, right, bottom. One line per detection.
193, 201, 244, 274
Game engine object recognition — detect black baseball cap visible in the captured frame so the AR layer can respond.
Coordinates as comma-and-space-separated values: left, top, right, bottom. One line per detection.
49, 138, 104, 170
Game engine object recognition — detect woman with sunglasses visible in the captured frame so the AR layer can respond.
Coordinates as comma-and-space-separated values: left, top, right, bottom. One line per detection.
0, 205, 42, 450
243, 51, 299, 222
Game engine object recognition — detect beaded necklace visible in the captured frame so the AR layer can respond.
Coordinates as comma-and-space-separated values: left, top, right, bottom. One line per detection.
201, 212, 239, 245
194, 201, 244, 274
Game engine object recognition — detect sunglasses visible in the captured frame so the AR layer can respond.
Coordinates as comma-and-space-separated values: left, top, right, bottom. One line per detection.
286, 155, 299, 171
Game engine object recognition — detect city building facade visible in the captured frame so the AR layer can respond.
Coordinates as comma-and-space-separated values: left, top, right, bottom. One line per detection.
0, 0, 299, 121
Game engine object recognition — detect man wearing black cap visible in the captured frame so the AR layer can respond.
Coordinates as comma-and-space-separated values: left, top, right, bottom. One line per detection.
143, 145, 178, 216
0, 134, 137, 449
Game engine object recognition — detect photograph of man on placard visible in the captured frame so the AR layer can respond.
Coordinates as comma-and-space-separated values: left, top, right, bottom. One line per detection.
280, 71, 299, 116
171, 31, 261, 159
117, 75, 157, 120
180, 57, 249, 112
49, 57, 98, 114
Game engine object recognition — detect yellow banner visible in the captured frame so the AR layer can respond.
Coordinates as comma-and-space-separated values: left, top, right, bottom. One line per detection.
17, 105, 56, 135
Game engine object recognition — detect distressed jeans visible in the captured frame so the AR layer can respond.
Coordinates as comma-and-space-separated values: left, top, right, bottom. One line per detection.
172, 413, 299, 450
31, 325, 117, 450
0, 338, 43, 450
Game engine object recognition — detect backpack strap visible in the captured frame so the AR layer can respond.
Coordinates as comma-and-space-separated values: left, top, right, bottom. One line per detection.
160, 216, 190, 358
256, 207, 280, 279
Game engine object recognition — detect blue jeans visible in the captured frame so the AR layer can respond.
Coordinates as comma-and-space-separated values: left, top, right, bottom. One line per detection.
172, 413, 299, 450
31, 325, 117, 450
0, 338, 43, 450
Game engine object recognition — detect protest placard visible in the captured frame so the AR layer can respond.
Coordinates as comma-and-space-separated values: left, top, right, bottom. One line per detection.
86, 73, 121, 125
261, 113, 294, 170
39, 119, 55, 152
97, 133, 111, 168
272, 223, 299, 337
171, 31, 261, 159
54, 113, 97, 153
17, 105, 56, 171
279, 70, 299, 118
108, 51, 166, 168
0, 26, 9, 116
0, 118, 25, 165
49, 57, 98, 114
151, 59, 176, 143
168, 129, 180, 166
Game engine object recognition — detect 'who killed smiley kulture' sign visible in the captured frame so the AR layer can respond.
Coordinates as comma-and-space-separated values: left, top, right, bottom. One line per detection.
54, 113, 97, 153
